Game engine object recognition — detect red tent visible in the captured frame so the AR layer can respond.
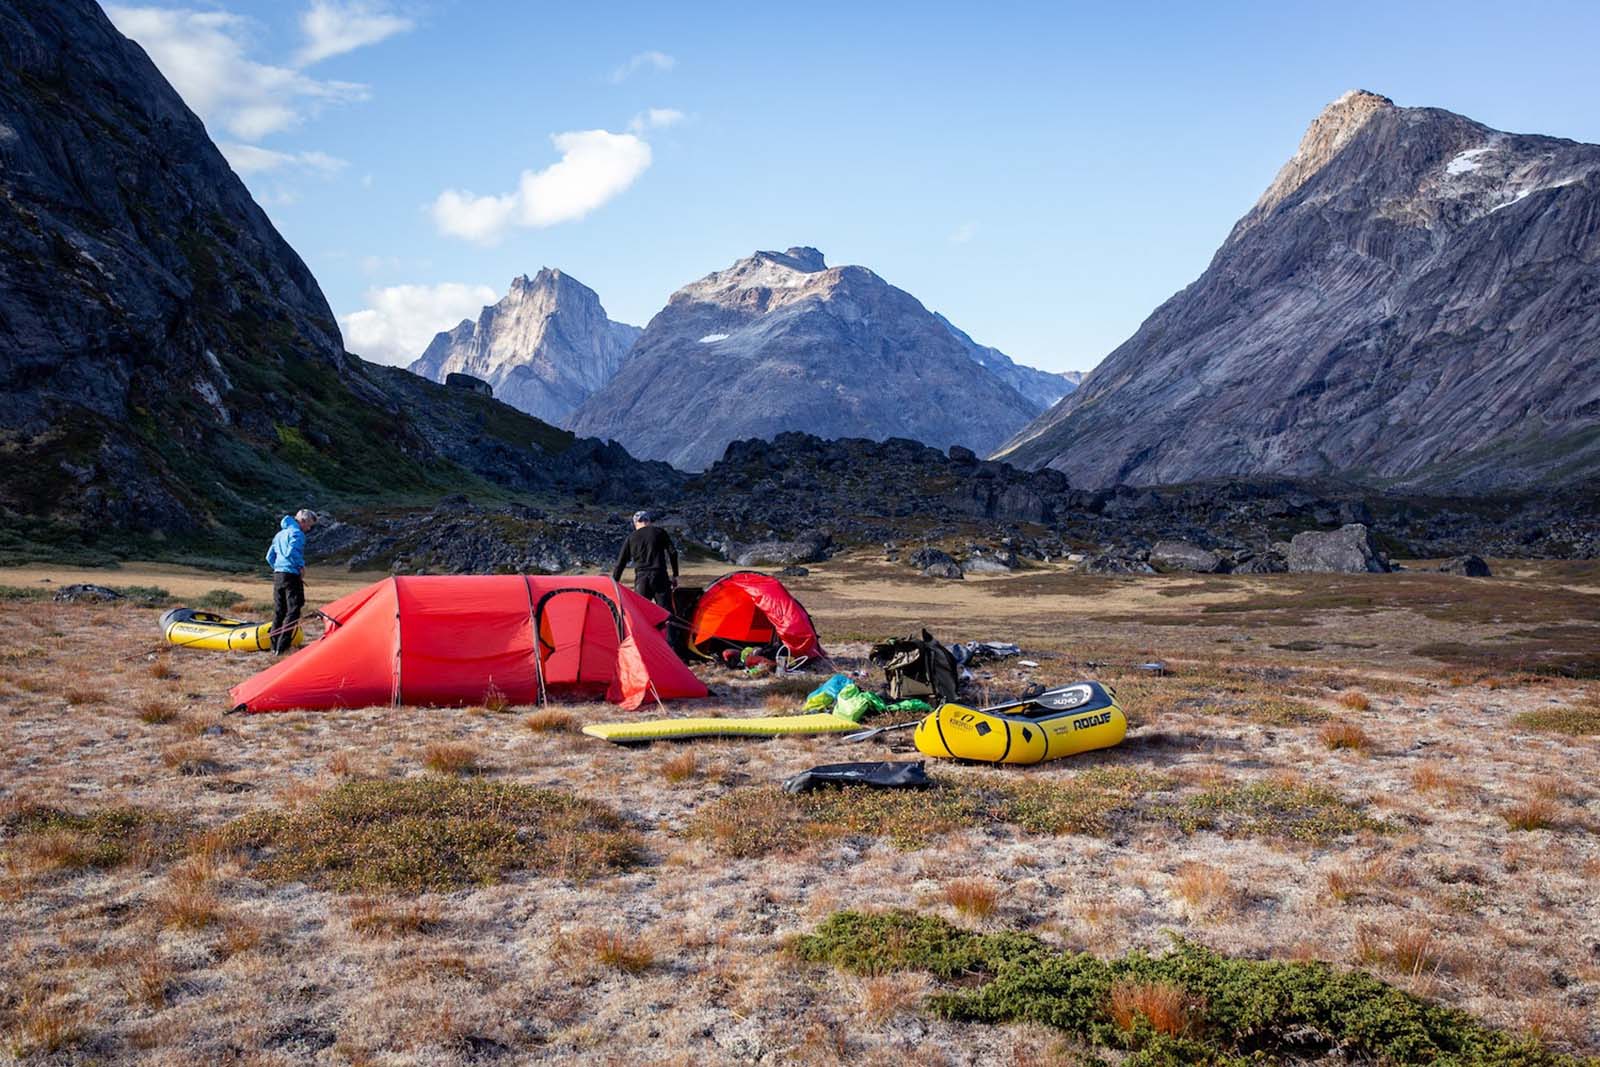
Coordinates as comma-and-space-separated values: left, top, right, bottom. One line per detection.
229, 576, 707, 713
688, 571, 827, 661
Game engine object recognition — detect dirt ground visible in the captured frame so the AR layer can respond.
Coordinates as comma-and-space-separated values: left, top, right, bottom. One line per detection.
1, 556, 1597, 1064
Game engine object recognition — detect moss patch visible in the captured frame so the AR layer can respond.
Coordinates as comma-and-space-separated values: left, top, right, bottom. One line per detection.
688, 768, 1384, 858
1513, 703, 1600, 736
2, 804, 182, 872
1154, 780, 1390, 842
215, 778, 640, 892
792, 911, 1589, 1067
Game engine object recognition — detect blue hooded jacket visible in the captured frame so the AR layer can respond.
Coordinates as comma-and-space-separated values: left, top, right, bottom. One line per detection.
266, 516, 306, 575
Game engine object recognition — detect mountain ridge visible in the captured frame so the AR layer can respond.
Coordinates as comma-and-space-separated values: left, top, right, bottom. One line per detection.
998, 90, 1600, 493
566, 247, 1049, 470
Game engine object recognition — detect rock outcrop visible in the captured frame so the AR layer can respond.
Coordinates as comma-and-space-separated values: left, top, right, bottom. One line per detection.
409, 270, 640, 426
1150, 540, 1225, 574
1287, 524, 1391, 574
568, 248, 1043, 470
1438, 554, 1492, 577
1000, 90, 1600, 493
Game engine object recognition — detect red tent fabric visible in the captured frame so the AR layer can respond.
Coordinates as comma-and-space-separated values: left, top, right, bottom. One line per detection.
229, 576, 707, 712
689, 571, 826, 661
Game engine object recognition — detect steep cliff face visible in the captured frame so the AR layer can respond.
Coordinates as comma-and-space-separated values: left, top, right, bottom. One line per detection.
409, 270, 641, 426
568, 248, 1042, 470
0, 0, 672, 559
999, 91, 1600, 493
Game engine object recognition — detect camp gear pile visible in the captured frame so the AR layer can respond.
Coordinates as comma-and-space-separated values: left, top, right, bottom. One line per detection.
803, 672, 932, 723
869, 630, 960, 702
948, 640, 1022, 667
229, 576, 706, 712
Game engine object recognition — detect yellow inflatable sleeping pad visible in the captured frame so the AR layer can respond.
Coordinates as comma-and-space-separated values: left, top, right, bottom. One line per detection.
582, 711, 860, 743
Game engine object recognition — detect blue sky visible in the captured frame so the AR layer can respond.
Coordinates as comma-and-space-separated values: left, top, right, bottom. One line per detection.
105, 0, 1600, 372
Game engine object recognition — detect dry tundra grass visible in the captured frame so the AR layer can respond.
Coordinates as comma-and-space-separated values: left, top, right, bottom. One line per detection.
0, 557, 1597, 1064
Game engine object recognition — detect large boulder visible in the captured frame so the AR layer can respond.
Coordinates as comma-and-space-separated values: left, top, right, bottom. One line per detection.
444, 372, 493, 397
1287, 524, 1391, 574
1438, 554, 1492, 577
1150, 540, 1225, 574
731, 531, 832, 567
910, 547, 964, 579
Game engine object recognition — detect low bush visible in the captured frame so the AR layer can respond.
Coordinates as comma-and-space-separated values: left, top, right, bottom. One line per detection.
791, 911, 1584, 1066
1513, 705, 1600, 736
2, 803, 180, 873
422, 742, 482, 776
213, 777, 640, 892
1319, 720, 1372, 751
195, 588, 245, 611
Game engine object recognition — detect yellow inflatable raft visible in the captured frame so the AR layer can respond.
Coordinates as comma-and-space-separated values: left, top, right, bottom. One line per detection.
159, 608, 301, 653
914, 681, 1126, 764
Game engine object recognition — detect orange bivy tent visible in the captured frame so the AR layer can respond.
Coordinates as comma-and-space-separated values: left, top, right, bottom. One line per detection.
688, 571, 826, 661
229, 576, 707, 713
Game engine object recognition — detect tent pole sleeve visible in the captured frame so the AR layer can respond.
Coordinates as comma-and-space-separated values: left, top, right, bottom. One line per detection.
390, 577, 403, 707
525, 577, 547, 707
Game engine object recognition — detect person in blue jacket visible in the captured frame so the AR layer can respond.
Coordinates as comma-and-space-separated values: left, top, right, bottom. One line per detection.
265, 509, 318, 654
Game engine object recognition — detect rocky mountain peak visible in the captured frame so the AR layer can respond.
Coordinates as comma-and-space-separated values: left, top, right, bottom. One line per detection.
409, 270, 640, 426
765, 246, 827, 272
570, 249, 1045, 470
1243, 89, 1397, 229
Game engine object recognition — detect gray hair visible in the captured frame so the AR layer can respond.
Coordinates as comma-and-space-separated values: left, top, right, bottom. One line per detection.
295, 509, 319, 525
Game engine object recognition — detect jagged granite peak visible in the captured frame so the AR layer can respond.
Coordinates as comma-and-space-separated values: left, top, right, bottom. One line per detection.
0, 0, 673, 551
1240, 89, 1395, 234
568, 248, 1041, 470
998, 92, 1600, 493
409, 269, 641, 427
933, 313, 1078, 412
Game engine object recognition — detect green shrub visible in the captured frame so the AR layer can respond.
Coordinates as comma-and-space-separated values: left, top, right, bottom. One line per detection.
214, 777, 640, 892
195, 588, 246, 611
112, 585, 174, 607
3, 804, 181, 871
1513, 705, 1600, 736
792, 911, 1587, 1067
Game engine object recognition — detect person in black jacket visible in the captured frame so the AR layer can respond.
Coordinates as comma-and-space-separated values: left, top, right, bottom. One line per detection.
612, 510, 678, 609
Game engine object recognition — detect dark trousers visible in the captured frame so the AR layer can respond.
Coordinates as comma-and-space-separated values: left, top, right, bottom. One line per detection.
271, 572, 305, 654
634, 569, 673, 612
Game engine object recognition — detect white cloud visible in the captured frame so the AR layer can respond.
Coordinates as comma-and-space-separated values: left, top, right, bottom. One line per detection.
106, 6, 369, 140
221, 142, 348, 175
610, 50, 675, 83
432, 129, 653, 244
950, 221, 979, 245
339, 282, 498, 366
628, 107, 685, 134
296, 0, 414, 66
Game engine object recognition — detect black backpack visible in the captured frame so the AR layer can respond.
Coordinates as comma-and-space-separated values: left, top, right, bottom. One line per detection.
869, 629, 960, 703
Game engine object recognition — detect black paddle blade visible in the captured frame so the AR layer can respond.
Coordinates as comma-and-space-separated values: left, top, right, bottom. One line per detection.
1027, 683, 1097, 711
